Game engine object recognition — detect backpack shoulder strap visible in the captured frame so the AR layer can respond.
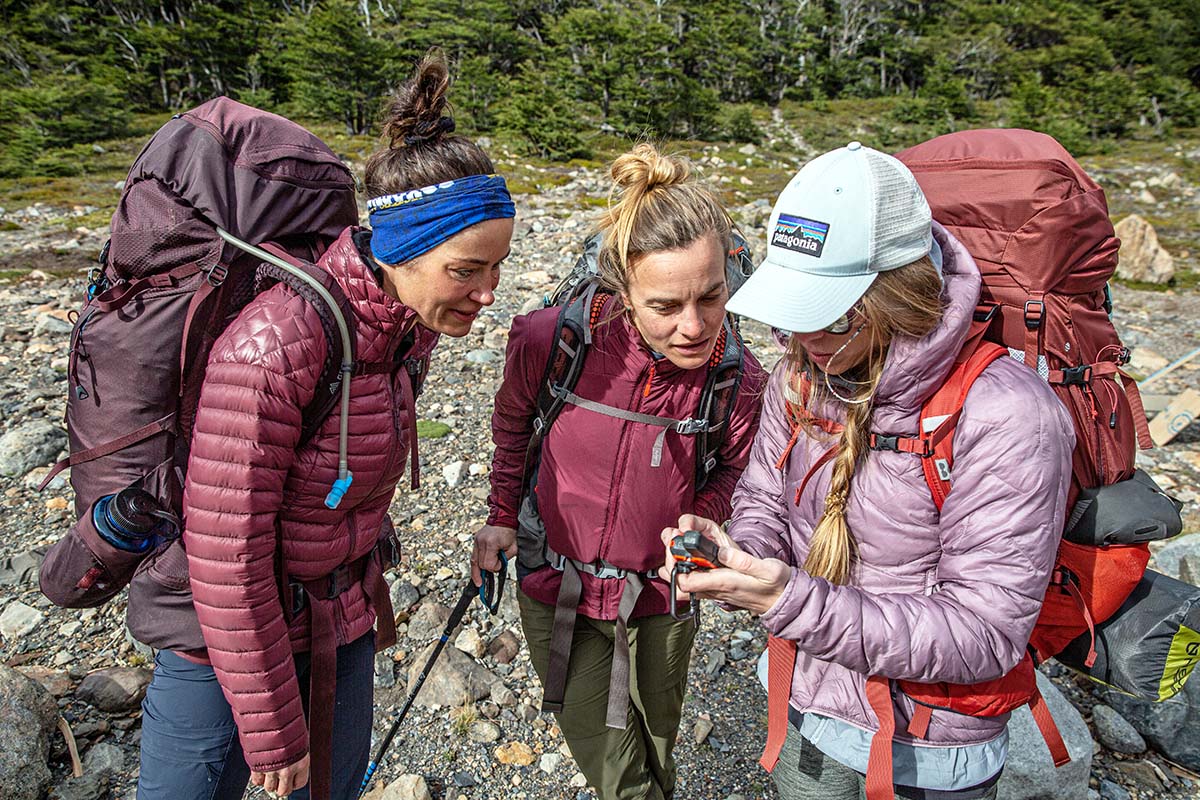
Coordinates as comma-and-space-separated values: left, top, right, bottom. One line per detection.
694, 316, 745, 491
253, 242, 355, 449
916, 328, 1009, 511
521, 281, 604, 488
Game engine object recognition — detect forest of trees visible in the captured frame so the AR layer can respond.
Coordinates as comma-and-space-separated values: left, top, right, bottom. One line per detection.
1, 0, 1198, 175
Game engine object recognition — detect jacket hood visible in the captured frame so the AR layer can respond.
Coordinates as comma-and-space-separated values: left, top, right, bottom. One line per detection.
870, 222, 981, 434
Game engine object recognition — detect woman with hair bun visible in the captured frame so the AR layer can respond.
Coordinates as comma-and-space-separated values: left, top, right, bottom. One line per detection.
136, 52, 515, 800
472, 143, 766, 800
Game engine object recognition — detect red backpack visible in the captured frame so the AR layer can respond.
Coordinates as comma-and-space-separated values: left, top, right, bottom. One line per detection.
761, 130, 1164, 798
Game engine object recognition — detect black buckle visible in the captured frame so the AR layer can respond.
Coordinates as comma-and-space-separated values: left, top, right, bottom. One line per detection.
207, 264, 229, 286
871, 434, 900, 452
289, 581, 306, 615
1023, 300, 1044, 330
1059, 365, 1093, 385
325, 565, 351, 599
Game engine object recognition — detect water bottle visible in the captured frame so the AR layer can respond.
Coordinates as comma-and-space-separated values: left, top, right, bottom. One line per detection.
93, 487, 165, 553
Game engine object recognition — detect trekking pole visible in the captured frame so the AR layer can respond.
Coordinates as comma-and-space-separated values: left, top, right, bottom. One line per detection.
357, 555, 507, 797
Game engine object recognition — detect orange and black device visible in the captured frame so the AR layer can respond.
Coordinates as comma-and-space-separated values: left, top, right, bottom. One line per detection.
669, 530, 722, 622
670, 529, 722, 571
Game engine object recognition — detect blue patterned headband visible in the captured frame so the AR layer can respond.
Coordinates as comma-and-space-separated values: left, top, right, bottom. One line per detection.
368, 174, 515, 265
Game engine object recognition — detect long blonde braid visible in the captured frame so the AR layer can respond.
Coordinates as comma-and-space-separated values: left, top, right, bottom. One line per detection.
787, 255, 944, 585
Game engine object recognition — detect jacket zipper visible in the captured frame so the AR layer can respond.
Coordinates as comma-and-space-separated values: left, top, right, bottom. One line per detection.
599, 359, 654, 565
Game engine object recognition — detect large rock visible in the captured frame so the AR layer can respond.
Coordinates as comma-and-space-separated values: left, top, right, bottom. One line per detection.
406, 641, 495, 708
0, 665, 59, 800
81, 742, 125, 777
75, 666, 152, 712
0, 600, 45, 640
1102, 661, 1200, 770
997, 671, 1092, 800
1152, 532, 1200, 584
1091, 704, 1145, 754
406, 602, 451, 643
0, 421, 67, 477
381, 774, 432, 800
1115, 215, 1175, 284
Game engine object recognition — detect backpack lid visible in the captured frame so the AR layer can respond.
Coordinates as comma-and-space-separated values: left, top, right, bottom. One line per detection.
110, 97, 357, 280
896, 129, 1119, 296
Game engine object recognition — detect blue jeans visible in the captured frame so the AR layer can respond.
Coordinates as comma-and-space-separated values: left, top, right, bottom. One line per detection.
138, 632, 375, 800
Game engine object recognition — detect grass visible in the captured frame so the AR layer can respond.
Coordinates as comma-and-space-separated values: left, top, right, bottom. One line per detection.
450, 705, 477, 737
416, 420, 452, 439
1114, 268, 1200, 293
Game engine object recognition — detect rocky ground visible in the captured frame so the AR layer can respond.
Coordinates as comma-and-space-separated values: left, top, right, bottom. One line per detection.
0, 141, 1199, 800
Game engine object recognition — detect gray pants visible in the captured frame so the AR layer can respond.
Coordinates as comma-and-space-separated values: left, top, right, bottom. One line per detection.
771, 724, 1000, 800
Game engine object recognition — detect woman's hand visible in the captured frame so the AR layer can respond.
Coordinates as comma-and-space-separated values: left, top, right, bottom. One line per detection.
659, 514, 792, 616
251, 753, 310, 798
471, 524, 517, 587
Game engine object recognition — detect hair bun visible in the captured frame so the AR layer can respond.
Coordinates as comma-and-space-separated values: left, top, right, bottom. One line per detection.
610, 143, 691, 194
382, 51, 454, 149
405, 116, 456, 146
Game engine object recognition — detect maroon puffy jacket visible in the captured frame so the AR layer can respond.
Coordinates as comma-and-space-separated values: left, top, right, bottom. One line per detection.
487, 293, 766, 620
182, 227, 438, 771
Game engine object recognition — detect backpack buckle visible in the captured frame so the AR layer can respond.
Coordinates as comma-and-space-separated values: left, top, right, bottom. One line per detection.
675, 418, 708, 435
1059, 365, 1093, 385
207, 263, 229, 286
592, 562, 627, 580
288, 580, 306, 615
1023, 300, 1044, 330
871, 434, 900, 452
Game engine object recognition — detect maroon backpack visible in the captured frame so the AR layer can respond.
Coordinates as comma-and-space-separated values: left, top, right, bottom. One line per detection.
38, 97, 358, 651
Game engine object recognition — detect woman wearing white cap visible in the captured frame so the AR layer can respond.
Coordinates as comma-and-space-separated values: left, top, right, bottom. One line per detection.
660, 143, 1076, 799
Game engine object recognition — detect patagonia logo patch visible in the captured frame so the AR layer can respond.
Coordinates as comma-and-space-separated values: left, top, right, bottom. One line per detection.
772, 214, 829, 257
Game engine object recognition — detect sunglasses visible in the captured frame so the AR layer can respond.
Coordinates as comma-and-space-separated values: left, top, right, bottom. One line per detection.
822, 305, 859, 335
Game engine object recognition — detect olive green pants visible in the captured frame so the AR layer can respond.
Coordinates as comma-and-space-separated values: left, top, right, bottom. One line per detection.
518, 589, 696, 800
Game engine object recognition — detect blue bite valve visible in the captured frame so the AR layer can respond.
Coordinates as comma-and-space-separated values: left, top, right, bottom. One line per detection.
325, 472, 353, 509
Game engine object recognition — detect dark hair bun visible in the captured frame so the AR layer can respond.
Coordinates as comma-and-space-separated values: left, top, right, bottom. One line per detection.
382, 50, 454, 149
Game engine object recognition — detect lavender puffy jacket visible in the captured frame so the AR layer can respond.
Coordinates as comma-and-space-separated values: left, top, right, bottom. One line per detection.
730, 224, 1076, 748
182, 228, 437, 771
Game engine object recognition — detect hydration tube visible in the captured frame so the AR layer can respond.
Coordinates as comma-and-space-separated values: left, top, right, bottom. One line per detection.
215, 228, 355, 508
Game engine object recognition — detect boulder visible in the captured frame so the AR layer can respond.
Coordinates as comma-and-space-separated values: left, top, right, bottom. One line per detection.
1152, 532, 1200, 584
0, 421, 67, 477
1115, 215, 1175, 284
996, 670, 1092, 800
406, 602, 451, 643
1102, 662, 1200, 770
75, 666, 152, 712
1091, 704, 1145, 754
380, 774, 432, 800
487, 629, 521, 664
406, 641, 494, 708
0, 600, 45, 640
0, 665, 59, 800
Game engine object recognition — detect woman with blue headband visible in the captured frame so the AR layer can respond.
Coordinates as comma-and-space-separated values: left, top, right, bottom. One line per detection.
136, 52, 515, 800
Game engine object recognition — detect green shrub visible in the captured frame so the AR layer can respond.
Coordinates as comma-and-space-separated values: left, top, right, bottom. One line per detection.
722, 106, 762, 144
